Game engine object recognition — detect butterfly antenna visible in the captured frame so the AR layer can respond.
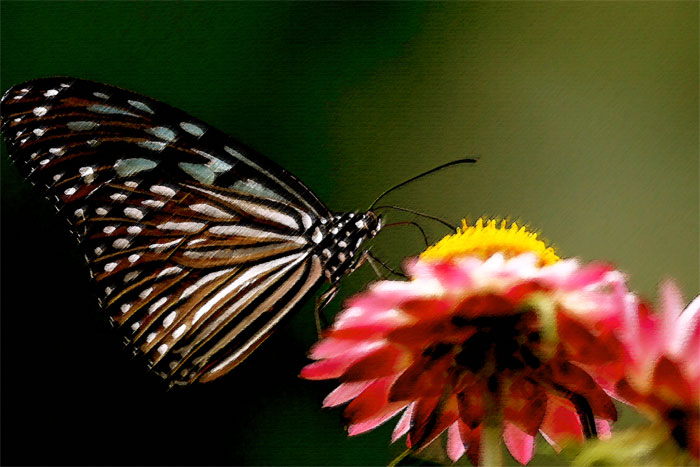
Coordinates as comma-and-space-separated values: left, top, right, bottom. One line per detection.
375, 205, 456, 231
382, 220, 430, 247
367, 252, 408, 279
367, 158, 478, 210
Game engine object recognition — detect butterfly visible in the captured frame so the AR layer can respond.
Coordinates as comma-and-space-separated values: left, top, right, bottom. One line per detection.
0, 77, 385, 387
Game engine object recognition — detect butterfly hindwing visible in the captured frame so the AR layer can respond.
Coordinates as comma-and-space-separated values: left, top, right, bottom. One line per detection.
1, 77, 342, 384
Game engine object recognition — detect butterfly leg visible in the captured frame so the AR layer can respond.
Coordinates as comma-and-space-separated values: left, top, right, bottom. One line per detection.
315, 286, 339, 338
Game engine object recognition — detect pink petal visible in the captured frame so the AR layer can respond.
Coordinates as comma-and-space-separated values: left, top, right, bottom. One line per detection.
391, 403, 415, 442
595, 419, 611, 440
347, 403, 407, 436
561, 262, 612, 289
503, 421, 535, 465
301, 342, 383, 380
674, 294, 700, 361
539, 400, 584, 450
323, 381, 373, 407
447, 422, 466, 462
309, 338, 380, 360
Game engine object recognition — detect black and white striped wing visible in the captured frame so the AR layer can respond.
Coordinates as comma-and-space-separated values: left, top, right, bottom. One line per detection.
1, 78, 331, 385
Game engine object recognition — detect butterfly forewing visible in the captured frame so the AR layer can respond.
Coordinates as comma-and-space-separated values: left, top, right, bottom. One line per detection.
1, 78, 377, 385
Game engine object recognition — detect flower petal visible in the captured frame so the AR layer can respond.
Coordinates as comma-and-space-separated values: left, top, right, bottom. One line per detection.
539, 400, 584, 450
550, 361, 617, 421
447, 422, 466, 462
391, 403, 415, 442
342, 345, 407, 382
407, 394, 459, 450
503, 421, 535, 465
323, 381, 374, 408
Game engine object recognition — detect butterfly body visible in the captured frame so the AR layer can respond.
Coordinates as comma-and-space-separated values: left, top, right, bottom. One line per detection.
1, 78, 381, 385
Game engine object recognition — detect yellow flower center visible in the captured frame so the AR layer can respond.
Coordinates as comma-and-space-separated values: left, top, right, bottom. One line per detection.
420, 218, 560, 265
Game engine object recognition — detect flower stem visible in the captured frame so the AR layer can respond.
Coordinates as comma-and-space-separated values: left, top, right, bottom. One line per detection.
480, 422, 504, 466
387, 448, 412, 467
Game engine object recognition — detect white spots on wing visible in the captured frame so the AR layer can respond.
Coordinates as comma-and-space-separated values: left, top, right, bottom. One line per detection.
79, 166, 95, 183
19, 137, 29, 145
322, 248, 331, 258
128, 99, 154, 114
115, 158, 157, 177
162, 311, 177, 328
60, 83, 71, 88
110, 192, 127, 201
127, 225, 142, 235
150, 185, 175, 197
94, 245, 105, 255
33, 106, 49, 117
157, 266, 182, 278
128, 254, 141, 263
157, 221, 204, 233
124, 271, 140, 283
189, 203, 232, 219
146, 126, 176, 142
300, 212, 312, 229
74, 208, 85, 218
338, 253, 347, 262
87, 104, 137, 117
30, 152, 40, 160
113, 238, 130, 249
179, 162, 215, 185
96, 207, 108, 216
149, 238, 182, 252
187, 238, 205, 246
330, 227, 338, 235
33, 128, 47, 136
105, 286, 114, 296
172, 324, 187, 339
138, 141, 167, 151
338, 240, 348, 249
104, 262, 118, 273
67, 121, 100, 131
124, 207, 145, 220
52, 173, 63, 182
312, 228, 323, 244
146, 332, 156, 343
139, 287, 153, 299
79, 166, 94, 177
142, 199, 164, 208
124, 181, 139, 188
39, 159, 50, 166
180, 122, 205, 137
355, 220, 366, 229
103, 226, 116, 234
64, 187, 77, 196
93, 91, 110, 99
148, 296, 168, 314
130, 321, 140, 332
157, 344, 168, 355
44, 89, 59, 97
87, 139, 100, 147
49, 147, 65, 156
121, 303, 132, 314
13, 117, 22, 123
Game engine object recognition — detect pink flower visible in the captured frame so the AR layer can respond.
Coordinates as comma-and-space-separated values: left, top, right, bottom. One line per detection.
615, 281, 700, 459
302, 220, 631, 465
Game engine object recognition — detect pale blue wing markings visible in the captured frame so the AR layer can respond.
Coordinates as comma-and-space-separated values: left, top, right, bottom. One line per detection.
180, 122, 205, 138
87, 104, 138, 117
146, 126, 177, 142
127, 99, 155, 114
179, 162, 216, 185
115, 158, 158, 177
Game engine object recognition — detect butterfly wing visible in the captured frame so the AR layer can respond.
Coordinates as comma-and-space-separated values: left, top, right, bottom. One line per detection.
1, 77, 331, 384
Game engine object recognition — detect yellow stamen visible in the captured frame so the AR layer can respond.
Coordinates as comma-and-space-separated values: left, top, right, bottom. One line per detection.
420, 218, 559, 265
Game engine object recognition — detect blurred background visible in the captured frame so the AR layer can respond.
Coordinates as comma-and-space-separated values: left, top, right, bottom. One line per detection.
1, 2, 697, 465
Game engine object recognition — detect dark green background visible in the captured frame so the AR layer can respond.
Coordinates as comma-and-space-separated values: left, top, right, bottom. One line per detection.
1, 2, 697, 466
